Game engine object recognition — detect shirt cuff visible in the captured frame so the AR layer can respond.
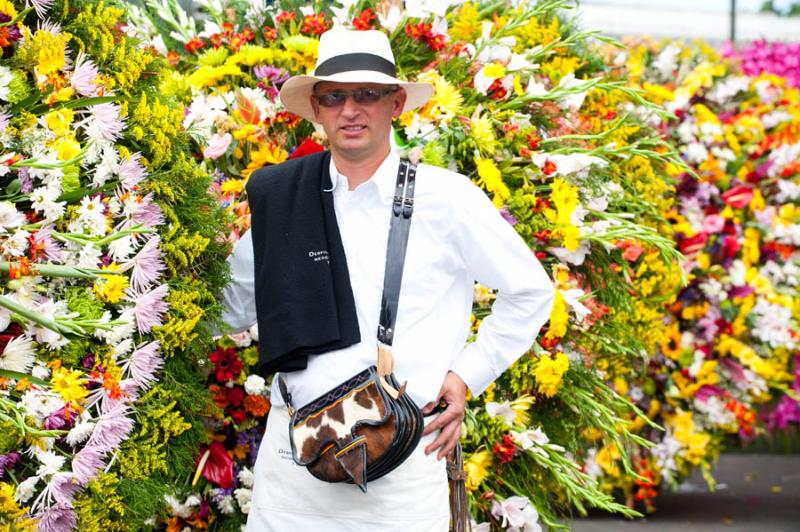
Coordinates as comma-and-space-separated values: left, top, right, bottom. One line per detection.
449, 342, 497, 398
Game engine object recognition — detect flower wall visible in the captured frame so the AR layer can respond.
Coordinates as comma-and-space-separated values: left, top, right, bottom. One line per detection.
0, 0, 229, 530
584, 37, 800, 509
131, 0, 687, 528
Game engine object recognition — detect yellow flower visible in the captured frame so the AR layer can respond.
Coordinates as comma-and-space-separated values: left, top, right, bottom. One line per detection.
596, 443, 622, 477
464, 450, 492, 492
30, 29, 72, 76
413, 70, 463, 122
470, 114, 497, 155
546, 178, 581, 251
52, 136, 81, 161
0, 0, 19, 18
545, 290, 568, 340
668, 410, 709, 465
483, 62, 506, 80
512, 15, 560, 51
50, 367, 88, 405
188, 64, 243, 89
448, 2, 481, 42
44, 108, 75, 137
92, 264, 129, 304
534, 352, 569, 397
220, 178, 245, 195
242, 144, 288, 179
474, 158, 509, 208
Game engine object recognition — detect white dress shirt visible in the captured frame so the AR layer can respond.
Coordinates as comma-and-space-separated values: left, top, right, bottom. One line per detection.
222, 150, 555, 408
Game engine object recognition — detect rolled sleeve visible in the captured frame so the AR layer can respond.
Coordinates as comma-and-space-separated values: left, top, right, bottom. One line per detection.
449, 178, 555, 396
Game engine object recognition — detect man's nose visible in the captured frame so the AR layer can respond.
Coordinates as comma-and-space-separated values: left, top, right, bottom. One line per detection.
340, 94, 362, 117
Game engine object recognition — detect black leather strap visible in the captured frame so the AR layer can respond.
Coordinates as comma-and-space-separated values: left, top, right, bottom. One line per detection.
377, 160, 416, 346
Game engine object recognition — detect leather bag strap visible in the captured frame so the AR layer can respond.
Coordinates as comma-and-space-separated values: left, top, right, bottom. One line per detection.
377, 160, 416, 346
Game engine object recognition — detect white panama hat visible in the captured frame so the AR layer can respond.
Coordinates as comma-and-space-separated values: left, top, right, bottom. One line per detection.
279, 29, 434, 123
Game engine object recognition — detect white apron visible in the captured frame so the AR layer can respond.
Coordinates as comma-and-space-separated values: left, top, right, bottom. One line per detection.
246, 404, 450, 531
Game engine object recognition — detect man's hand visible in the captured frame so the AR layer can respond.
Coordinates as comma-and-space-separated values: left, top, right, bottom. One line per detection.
422, 371, 467, 460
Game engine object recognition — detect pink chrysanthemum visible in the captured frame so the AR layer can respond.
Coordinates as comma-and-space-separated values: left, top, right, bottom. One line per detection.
86, 406, 134, 454
69, 52, 99, 96
127, 236, 166, 292
35, 502, 76, 532
31, 225, 64, 263
129, 283, 169, 334
118, 152, 147, 190
81, 103, 125, 143
130, 192, 165, 228
71, 446, 105, 486
121, 341, 163, 390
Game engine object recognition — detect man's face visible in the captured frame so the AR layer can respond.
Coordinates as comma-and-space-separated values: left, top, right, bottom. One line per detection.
310, 81, 407, 162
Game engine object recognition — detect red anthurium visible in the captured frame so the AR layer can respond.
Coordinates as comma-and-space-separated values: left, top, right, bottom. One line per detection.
721, 185, 753, 209
722, 235, 741, 258
677, 233, 708, 255
196, 441, 234, 489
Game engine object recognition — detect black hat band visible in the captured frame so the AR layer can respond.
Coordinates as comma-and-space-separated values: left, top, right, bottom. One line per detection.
315, 53, 397, 78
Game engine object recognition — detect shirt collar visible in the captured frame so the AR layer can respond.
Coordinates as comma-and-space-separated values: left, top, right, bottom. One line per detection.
328, 150, 400, 203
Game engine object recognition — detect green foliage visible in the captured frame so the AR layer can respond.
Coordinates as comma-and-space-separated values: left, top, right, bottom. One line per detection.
73, 473, 130, 532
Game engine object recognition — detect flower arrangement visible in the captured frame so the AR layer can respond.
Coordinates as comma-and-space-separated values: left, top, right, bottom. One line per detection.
0, 0, 228, 530
590, 37, 800, 509
134, 0, 689, 528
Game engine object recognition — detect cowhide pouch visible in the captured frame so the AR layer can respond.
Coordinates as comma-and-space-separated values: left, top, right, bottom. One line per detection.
288, 366, 399, 492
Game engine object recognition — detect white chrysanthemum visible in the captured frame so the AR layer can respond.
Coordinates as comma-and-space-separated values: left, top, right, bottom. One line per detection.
0, 66, 12, 101
1, 229, 30, 257
244, 375, 266, 396
234, 488, 252, 514
30, 185, 66, 222
25, 299, 70, 349
238, 466, 254, 489
14, 475, 40, 504
0, 335, 36, 373
66, 418, 96, 447
35, 449, 67, 477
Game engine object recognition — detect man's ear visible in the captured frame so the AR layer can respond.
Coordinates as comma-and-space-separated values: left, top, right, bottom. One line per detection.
391, 88, 408, 118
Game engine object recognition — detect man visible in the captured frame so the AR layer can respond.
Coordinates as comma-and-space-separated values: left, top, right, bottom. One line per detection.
221, 28, 555, 531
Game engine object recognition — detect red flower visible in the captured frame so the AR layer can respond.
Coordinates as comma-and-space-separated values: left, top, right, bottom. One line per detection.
289, 138, 325, 160
527, 134, 541, 150
230, 409, 247, 425
487, 79, 507, 101
425, 33, 446, 52
405, 21, 432, 41
677, 232, 708, 255
167, 50, 180, 66
542, 159, 557, 176
225, 386, 245, 408
195, 441, 233, 488
300, 14, 331, 36
275, 11, 296, 24
209, 347, 243, 383
492, 434, 517, 464
352, 8, 377, 30
721, 185, 753, 209
263, 26, 277, 41
183, 37, 205, 54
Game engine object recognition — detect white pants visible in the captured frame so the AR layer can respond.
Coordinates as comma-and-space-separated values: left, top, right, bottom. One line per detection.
246, 404, 450, 531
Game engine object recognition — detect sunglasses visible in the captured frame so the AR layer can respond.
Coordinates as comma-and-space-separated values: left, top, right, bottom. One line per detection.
313, 87, 399, 108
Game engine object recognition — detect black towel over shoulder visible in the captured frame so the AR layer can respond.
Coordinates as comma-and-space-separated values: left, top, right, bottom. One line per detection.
246, 151, 360, 375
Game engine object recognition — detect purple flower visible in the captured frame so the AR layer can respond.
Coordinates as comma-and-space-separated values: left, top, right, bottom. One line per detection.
0, 452, 20, 479
86, 406, 134, 453
32, 225, 65, 263
127, 236, 166, 292
130, 192, 165, 228
0, 111, 10, 135
19, 168, 33, 194
118, 153, 147, 190
129, 283, 169, 334
499, 206, 518, 226
69, 52, 99, 97
80, 103, 126, 143
253, 65, 289, 85
764, 395, 800, 431
121, 341, 163, 390
35, 502, 77, 532
72, 446, 106, 486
